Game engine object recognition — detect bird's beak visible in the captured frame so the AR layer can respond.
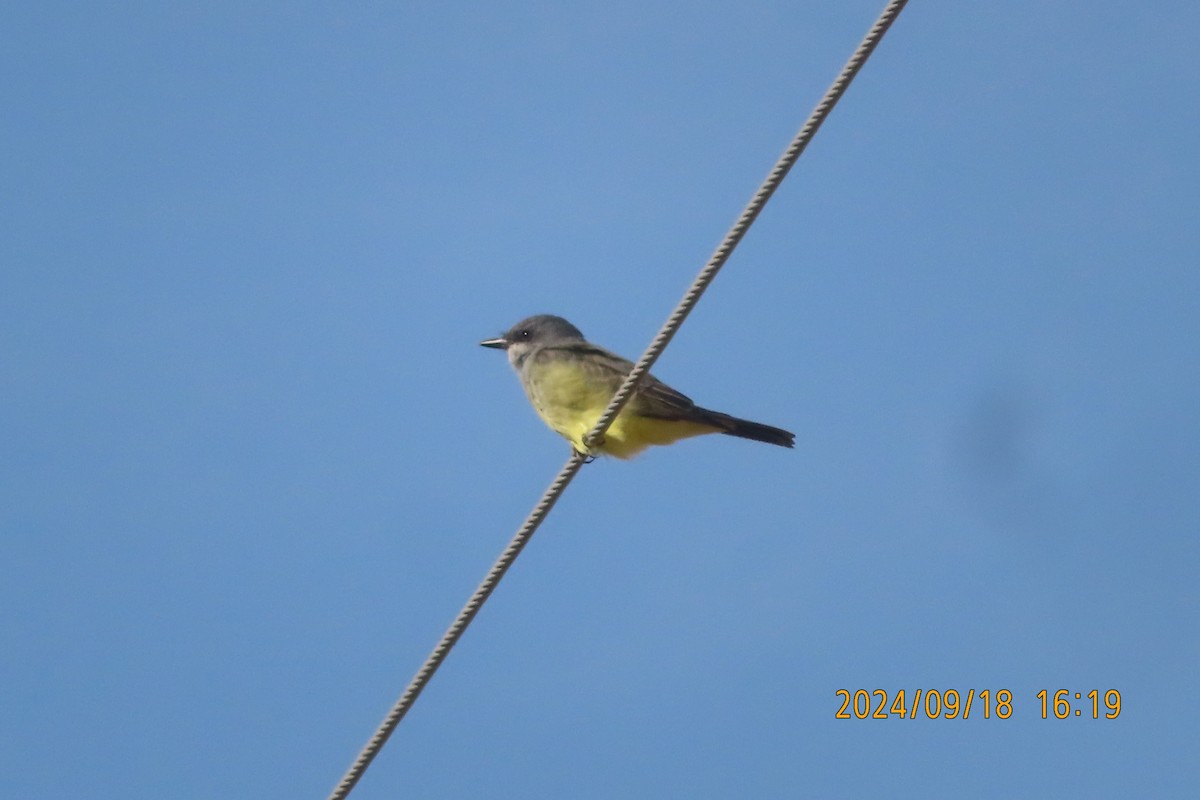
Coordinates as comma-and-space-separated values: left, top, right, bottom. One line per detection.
479, 337, 508, 350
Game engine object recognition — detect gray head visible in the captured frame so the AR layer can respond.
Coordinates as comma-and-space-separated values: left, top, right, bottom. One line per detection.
480, 314, 586, 367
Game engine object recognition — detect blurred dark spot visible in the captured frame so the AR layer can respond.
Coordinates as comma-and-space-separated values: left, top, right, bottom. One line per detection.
959, 389, 1031, 484
950, 385, 1061, 540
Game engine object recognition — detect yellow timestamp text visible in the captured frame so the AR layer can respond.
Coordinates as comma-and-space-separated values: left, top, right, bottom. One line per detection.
1036, 689, 1122, 719
834, 689, 1122, 720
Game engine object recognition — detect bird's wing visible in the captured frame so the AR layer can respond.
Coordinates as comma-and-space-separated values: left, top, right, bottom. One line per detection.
540, 342, 698, 418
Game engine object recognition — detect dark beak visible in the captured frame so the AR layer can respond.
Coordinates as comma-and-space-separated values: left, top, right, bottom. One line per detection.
479, 337, 508, 349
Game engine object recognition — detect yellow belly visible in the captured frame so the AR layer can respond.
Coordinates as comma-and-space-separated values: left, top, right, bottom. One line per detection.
603, 413, 722, 458
524, 360, 718, 458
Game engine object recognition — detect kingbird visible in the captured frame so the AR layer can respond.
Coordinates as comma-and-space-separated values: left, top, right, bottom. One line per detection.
481, 315, 794, 459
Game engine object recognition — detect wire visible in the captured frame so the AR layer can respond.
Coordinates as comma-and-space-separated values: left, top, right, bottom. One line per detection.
326, 454, 586, 800
585, 0, 910, 450
327, 2, 908, 797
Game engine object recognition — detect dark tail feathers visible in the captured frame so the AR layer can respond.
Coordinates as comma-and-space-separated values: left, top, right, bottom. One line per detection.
699, 408, 795, 449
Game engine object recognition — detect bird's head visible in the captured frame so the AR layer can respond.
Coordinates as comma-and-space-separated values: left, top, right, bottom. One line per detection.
480, 315, 585, 367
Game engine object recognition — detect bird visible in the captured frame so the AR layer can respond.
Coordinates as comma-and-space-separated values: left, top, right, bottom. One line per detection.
480, 314, 794, 459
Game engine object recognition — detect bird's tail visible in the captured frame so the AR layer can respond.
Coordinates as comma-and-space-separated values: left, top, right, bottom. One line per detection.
697, 408, 795, 449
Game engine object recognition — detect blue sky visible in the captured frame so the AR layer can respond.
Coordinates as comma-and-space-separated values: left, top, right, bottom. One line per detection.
3, 2, 1198, 798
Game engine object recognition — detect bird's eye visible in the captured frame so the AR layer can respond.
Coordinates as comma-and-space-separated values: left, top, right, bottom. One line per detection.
518, 329, 531, 339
